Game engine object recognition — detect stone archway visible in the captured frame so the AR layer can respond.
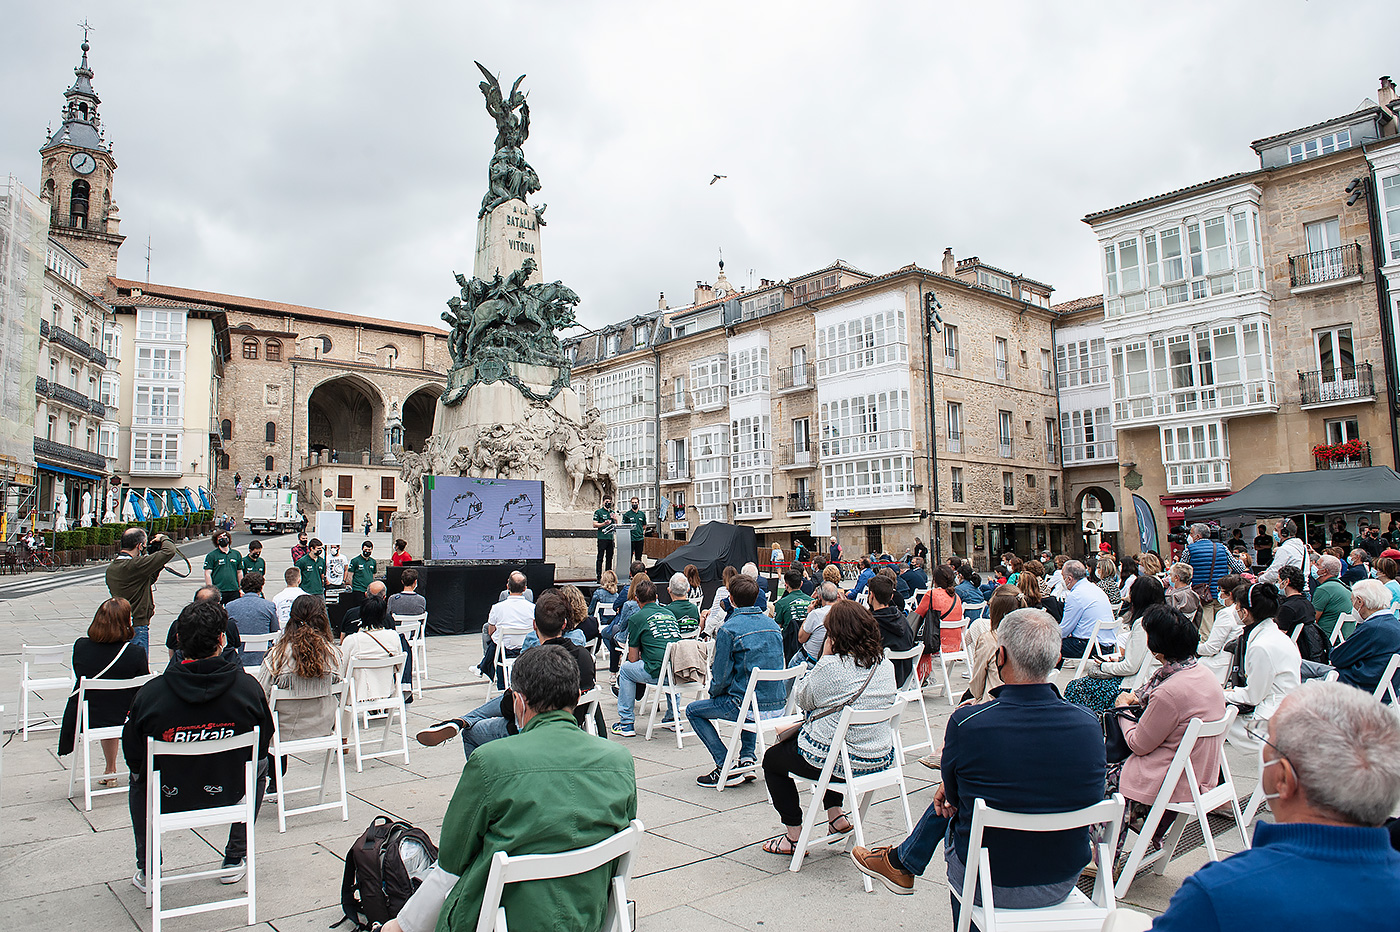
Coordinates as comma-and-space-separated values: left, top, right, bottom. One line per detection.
1075, 486, 1118, 558
401, 385, 441, 454
307, 375, 384, 462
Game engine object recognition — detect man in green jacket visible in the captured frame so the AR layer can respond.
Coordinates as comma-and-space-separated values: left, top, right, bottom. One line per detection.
623, 496, 646, 564
383, 645, 637, 932
294, 538, 328, 596
106, 527, 184, 655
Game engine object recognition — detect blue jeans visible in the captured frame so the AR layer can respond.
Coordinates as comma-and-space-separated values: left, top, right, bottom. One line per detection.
451, 696, 512, 759
133, 625, 149, 656
617, 659, 669, 726
893, 801, 951, 876
686, 695, 752, 769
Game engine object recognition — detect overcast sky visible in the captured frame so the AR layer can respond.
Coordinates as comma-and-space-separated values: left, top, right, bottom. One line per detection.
3, 1, 1396, 331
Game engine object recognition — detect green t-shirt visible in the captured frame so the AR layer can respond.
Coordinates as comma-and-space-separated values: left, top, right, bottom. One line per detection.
241, 554, 265, 575
623, 509, 646, 541
594, 507, 618, 540
204, 548, 242, 591
628, 602, 680, 678
667, 599, 701, 635
1312, 578, 1352, 637
774, 590, 812, 639
295, 553, 327, 595
348, 554, 377, 592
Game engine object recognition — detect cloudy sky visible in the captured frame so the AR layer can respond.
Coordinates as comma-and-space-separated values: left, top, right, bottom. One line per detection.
3, 1, 1396, 331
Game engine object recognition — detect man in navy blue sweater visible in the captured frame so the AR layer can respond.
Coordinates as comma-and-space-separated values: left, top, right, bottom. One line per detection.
1300, 579, 1400, 698
1151, 682, 1400, 931
851, 608, 1105, 918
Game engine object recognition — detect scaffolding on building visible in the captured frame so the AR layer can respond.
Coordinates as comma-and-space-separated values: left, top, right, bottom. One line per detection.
0, 176, 46, 537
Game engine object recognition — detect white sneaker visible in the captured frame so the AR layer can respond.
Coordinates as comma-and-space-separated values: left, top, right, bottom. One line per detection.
131, 869, 148, 893
220, 858, 246, 884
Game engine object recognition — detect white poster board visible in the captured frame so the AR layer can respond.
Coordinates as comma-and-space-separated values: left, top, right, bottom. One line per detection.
316, 510, 344, 548
810, 511, 832, 538
1101, 512, 1121, 532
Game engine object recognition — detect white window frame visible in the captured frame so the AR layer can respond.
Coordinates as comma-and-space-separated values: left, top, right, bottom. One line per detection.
994, 338, 1008, 380
946, 402, 963, 453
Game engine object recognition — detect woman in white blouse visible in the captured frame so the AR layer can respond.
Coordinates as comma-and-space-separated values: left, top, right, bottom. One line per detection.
1197, 574, 1244, 681
1221, 581, 1301, 749
339, 595, 405, 705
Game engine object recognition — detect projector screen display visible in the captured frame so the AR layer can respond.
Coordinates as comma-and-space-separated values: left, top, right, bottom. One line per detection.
425, 476, 545, 561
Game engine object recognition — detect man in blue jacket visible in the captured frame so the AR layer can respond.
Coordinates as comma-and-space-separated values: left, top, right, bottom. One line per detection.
1302, 579, 1400, 698
1185, 524, 1232, 600
851, 608, 1105, 917
1149, 682, 1400, 932
686, 573, 786, 788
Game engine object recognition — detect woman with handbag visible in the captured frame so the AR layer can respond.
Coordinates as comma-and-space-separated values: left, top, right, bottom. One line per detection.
1222, 581, 1301, 749
57, 598, 150, 784
760, 600, 897, 855
1104, 604, 1226, 855
912, 565, 964, 654
1065, 575, 1166, 712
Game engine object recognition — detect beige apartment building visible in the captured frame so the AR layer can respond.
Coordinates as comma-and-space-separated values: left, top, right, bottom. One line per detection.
1086, 77, 1400, 556
568, 253, 1070, 570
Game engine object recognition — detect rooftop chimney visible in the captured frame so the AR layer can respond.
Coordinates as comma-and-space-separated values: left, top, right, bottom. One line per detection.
1380, 76, 1398, 109
658, 292, 667, 310
694, 281, 715, 304
941, 248, 955, 276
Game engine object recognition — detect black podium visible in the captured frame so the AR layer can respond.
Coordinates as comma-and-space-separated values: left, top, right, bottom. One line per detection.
385, 563, 556, 636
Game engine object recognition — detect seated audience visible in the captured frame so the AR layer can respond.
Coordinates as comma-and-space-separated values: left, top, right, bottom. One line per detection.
793, 581, 837, 667
900, 556, 929, 600
1165, 563, 1201, 626
1151, 682, 1400, 931
963, 585, 1027, 709
256, 594, 342, 741
666, 573, 702, 636
1066, 575, 1166, 712
558, 584, 597, 642
1197, 574, 1244, 680
271, 566, 307, 629
773, 569, 813, 659
611, 578, 680, 737
1342, 548, 1371, 586
384, 646, 636, 932
339, 596, 404, 707
165, 587, 244, 661
953, 563, 984, 607
123, 599, 273, 891
686, 574, 785, 787
1276, 565, 1329, 664
848, 556, 876, 599
914, 565, 965, 654
58, 597, 150, 784
1111, 604, 1227, 853
479, 572, 535, 685
851, 608, 1105, 914
589, 569, 620, 616
684, 564, 705, 602
225, 571, 279, 665
1096, 556, 1122, 607
1301, 579, 1400, 697
700, 565, 739, 634
1059, 559, 1116, 658
868, 574, 915, 684
1311, 553, 1355, 640
1223, 582, 1301, 748
761, 600, 897, 855
386, 567, 427, 622
1019, 569, 1064, 625
1374, 556, 1400, 609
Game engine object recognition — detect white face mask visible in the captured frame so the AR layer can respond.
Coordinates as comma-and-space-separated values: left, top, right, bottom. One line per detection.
1257, 745, 1285, 802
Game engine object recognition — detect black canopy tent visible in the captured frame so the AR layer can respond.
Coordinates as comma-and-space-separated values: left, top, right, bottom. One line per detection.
1182, 466, 1400, 524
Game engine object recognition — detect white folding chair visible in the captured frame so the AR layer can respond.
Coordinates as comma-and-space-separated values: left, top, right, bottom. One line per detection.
961, 601, 988, 623
884, 645, 935, 759
578, 686, 604, 736
239, 633, 278, 669
343, 654, 410, 772
396, 613, 429, 698
145, 730, 259, 932
17, 643, 71, 739
474, 818, 645, 932
715, 666, 805, 791
1331, 613, 1355, 645
1073, 619, 1119, 678
1373, 653, 1400, 704
643, 641, 708, 748
929, 614, 974, 706
909, 589, 930, 611
67, 673, 157, 810
789, 701, 915, 890
1115, 707, 1249, 898
953, 796, 1124, 932
269, 682, 349, 832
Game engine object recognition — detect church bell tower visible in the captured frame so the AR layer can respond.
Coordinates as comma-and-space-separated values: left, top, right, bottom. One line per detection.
39, 33, 124, 289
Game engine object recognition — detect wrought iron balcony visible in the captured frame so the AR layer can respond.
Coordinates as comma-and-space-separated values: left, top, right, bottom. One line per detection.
49, 382, 94, 412
787, 491, 818, 513
1314, 440, 1370, 470
777, 442, 816, 468
49, 325, 94, 358
88, 345, 108, 366
1299, 363, 1375, 406
776, 364, 814, 391
34, 376, 50, 397
39, 319, 49, 338
1289, 243, 1363, 289
88, 399, 106, 419
34, 436, 107, 471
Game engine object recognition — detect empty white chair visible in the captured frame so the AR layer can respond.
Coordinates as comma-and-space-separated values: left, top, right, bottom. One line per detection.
67, 673, 157, 810
239, 633, 278, 669
145, 730, 260, 932
1115, 707, 1249, 898
642, 640, 709, 748
474, 818, 645, 932
952, 795, 1124, 932
577, 687, 604, 736
715, 665, 805, 791
788, 701, 915, 890
1373, 653, 1400, 704
1073, 619, 1119, 678
396, 613, 430, 698
961, 601, 988, 623
17, 643, 72, 739
931, 613, 974, 706
884, 645, 935, 758
269, 682, 349, 832
342, 654, 410, 772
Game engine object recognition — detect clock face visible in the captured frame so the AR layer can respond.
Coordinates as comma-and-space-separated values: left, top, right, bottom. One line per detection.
69, 152, 96, 175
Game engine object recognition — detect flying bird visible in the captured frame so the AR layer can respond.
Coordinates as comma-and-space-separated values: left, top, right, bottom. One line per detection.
710, 174, 727, 185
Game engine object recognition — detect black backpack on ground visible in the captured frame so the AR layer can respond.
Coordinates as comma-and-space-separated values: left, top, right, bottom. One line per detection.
335, 816, 439, 930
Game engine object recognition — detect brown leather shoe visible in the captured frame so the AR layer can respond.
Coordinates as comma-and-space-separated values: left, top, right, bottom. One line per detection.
851, 845, 914, 894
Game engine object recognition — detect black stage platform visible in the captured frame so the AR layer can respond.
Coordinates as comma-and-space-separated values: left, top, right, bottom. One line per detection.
384, 563, 556, 635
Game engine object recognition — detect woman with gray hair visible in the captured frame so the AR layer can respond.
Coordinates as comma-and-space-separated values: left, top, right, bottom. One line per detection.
1166, 562, 1201, 624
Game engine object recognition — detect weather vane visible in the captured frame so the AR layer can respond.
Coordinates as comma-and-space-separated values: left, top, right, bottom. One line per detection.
77, 19, 94, 42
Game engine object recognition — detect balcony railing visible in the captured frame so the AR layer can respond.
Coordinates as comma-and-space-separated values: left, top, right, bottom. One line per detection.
1315, 440, 1371, 470
943, 350, 959, 370
1114, 379, 1277, 423
777, 442, 816, 468
1289, 243, 1363, 289
663, 460, 690, 481
34, 436, 107, 471
1299, 363, 1375, 406
88, 399, 107, 419
34, 376, 49, 397
787, 491, 818, 513
691, 385, 729, 411
951, 481, 964, 502
49, 325, 94, 359
776, 364, 814, 391
946, 435, 962, 454
49, 382, 95, 412
999, 440, 1013, 458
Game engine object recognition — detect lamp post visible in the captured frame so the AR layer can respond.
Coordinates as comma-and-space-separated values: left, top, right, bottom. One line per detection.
922, 289, 944, 563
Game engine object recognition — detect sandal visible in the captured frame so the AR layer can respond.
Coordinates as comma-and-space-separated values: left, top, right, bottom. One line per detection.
828, 814, 854, 837
98, 775, 119, 788
762, 833, 798, 856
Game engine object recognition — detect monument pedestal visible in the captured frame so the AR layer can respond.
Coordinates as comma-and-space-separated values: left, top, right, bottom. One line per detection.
475, 199, 542, 282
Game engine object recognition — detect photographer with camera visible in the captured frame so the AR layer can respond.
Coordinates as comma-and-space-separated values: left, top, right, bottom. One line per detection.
105, 527, 186, 657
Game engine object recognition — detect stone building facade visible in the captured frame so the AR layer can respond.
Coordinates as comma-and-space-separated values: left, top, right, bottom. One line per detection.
568, 254, 1070, 570
1086, 77, 1400, 555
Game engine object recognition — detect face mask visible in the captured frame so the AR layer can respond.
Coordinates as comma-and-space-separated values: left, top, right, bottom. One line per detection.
1257, 746, 1285, 802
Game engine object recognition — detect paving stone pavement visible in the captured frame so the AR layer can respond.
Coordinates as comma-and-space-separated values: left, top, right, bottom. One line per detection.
0, 536, 1263, 930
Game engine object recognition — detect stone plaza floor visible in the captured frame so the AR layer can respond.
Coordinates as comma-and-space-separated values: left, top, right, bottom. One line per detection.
0, 531, 1257, 930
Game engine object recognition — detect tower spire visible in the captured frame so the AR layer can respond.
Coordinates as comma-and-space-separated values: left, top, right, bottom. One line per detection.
42, 29, 108, 153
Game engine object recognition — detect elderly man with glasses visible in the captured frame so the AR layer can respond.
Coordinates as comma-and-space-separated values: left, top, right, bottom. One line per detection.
1147, 682, 1400, 931
1298, 579, 1400, 698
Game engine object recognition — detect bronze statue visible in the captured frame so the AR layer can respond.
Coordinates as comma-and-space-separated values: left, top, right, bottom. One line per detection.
476, 62, 541, 217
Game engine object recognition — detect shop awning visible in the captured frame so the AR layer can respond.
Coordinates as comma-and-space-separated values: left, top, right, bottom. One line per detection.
37, 462, 102, 482
1183, 466, 1400, 523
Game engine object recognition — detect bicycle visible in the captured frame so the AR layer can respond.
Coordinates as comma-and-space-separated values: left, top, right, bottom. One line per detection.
19, 545, 55, 572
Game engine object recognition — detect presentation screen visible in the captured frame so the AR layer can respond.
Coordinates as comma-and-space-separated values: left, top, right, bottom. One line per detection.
424, 476, 546, 562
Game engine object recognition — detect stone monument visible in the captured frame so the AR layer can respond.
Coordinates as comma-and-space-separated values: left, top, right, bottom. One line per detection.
394, 63, 615, 577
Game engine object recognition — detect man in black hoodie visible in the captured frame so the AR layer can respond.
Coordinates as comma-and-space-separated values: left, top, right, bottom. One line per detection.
868, 573, 915, 685
123, 598, 274, 892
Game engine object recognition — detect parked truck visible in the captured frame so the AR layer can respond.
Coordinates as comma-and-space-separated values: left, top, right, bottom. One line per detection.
243, 488, 299, 534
